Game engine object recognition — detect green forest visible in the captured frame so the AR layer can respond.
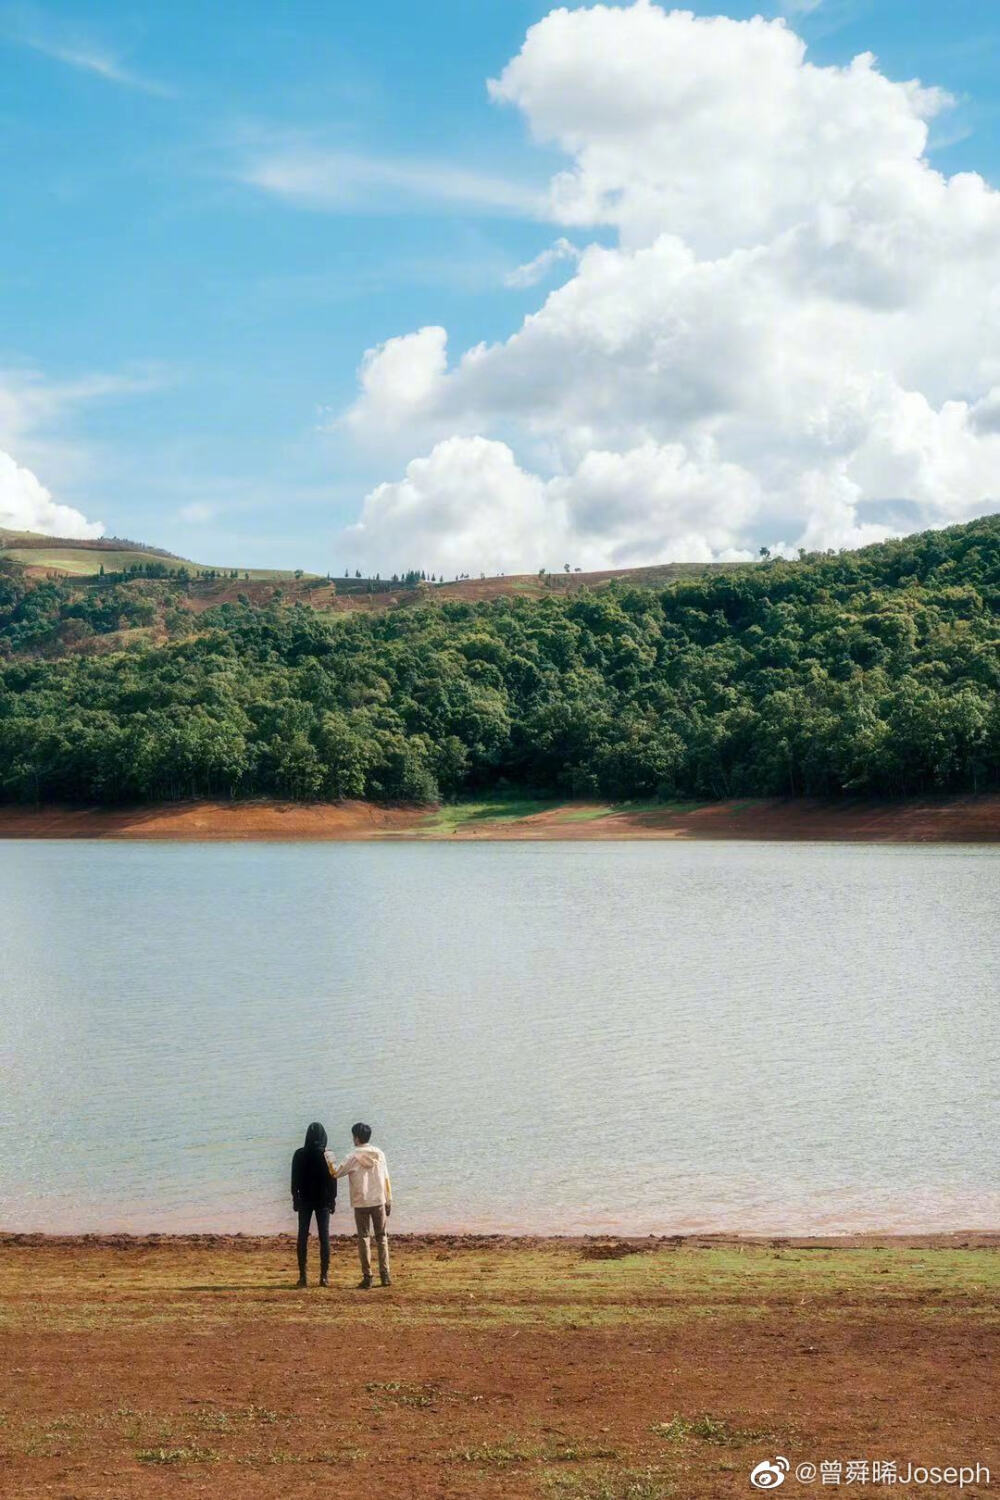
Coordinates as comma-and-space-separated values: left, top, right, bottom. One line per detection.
0, 516, 997, 806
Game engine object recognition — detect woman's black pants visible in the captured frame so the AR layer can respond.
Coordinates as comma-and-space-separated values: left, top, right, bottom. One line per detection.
297, 1205, 331, 1279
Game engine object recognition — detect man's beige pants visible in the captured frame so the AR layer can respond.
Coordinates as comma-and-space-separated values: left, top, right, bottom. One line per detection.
354, 1206, 390, 1282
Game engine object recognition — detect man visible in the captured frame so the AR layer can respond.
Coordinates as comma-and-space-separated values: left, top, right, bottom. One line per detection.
327, 1123, 392, 1289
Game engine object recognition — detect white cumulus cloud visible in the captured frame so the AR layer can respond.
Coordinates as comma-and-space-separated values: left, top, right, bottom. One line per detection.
339, 4, 1000, 572
345, 434, 761, 573
345, 326, 450, 441
0, 369, 140, 540
0, 450, 103, 538
345, 437, 550, 575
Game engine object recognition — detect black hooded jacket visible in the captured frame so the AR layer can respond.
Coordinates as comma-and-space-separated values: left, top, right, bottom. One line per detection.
291, 1122, 337, 1212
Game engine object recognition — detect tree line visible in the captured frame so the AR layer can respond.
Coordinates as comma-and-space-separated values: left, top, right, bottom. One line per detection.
0, 516, 997, 805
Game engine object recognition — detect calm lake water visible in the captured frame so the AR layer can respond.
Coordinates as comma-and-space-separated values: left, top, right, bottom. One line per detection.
0, 840, 997, 1236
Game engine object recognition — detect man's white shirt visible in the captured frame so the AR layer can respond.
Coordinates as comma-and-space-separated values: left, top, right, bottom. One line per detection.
327, 1145, 391, 1209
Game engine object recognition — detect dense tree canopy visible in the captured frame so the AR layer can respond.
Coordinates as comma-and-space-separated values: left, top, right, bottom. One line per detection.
1, 517, 997, 805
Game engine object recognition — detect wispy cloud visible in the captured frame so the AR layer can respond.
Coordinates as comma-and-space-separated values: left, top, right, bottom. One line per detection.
5, 9, 173, 96
240, 143, 544, 219
254, 247, 515, 303
178, 502, 217, 524
505, 237, 581, 288
0, 366, 163, 450
777, 0, 871, 38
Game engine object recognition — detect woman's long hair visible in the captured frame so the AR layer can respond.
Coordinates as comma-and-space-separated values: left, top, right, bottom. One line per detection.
303, 1121, 328, 1153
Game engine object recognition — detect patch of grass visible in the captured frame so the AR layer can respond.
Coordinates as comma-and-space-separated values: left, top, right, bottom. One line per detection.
136, 1445, 219, 1464
39, 1415, 83, 1433
419, 795, 564, 833
8, 1401, 295, 1456
244, 1403, 279, 1425
627, 798, 703, 813
4, 1244, 996, 1345
195, 1403, 281, 1431
543, 1466, 674, 1498
547, 1444, 622, 1463
365, 1380, 440, 1409
195, 1409, 231, 1432
451, 1440, 535, 1466
551, 805, 616, 822
653, 1413, 774, 1446
451, 1439, 622, 1467
654, 1415, 726, 1444
1, 542, 312, 580
20, 1437, 68, 1458
1, 546, 231, 576
555, 797, 712, 822
236, 1446, 365, 1465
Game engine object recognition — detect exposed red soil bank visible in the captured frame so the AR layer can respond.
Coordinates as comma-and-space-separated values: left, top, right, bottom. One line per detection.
0, 798, 420, 839
0, 794, 998, 841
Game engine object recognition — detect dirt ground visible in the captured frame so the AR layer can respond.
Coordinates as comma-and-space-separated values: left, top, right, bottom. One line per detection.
0, 794, 998, 842
0, 1233, 996, 1499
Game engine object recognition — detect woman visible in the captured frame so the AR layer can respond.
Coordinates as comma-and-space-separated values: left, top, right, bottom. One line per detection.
290, 1121, 337, 1287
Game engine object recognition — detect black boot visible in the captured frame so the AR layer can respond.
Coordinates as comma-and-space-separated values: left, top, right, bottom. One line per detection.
357, 1276, 372, 1290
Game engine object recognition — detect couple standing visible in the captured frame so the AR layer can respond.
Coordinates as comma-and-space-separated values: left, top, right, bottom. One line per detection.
291, 1121, 392, 1290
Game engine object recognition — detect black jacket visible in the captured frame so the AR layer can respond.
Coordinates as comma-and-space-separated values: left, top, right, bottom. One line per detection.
291, 1123, 337, 1212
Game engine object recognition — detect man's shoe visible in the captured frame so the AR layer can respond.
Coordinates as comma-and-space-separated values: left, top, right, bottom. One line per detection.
380, 1276, 392, 1287
296, 1275, 307, 1289
319, 1274, 329, 1287
357, 1277, 372, 1290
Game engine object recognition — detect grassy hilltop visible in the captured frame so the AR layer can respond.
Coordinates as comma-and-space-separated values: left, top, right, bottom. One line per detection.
0, 527, 314, 582
0, 523, 728, 596
0, 515, 997, 807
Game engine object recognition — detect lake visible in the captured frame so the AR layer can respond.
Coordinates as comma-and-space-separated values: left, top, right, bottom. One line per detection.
0, 839, 997, 1236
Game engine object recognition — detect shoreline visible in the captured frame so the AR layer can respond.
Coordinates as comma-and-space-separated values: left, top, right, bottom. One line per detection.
3, 1232, 995, 1495
3, 1229, 998, 1250
0, 793, 998, 842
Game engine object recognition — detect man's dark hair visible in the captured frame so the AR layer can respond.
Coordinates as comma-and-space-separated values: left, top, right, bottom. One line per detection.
352, 1122, 372, 1143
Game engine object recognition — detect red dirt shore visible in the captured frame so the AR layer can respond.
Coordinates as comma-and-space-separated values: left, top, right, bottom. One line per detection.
0, 794, 998, 841
3, 1230, 997, 1250
0, 1233, 996, 1499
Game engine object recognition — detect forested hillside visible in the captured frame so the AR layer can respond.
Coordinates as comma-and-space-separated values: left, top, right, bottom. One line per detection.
0, 517, 997, 805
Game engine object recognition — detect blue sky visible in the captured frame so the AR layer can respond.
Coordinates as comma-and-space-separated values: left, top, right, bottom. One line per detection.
2, 0, 999, 570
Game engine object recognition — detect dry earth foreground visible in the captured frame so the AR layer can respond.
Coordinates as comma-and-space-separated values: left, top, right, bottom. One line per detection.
0, 1233, 996, 1498
0, 794, 999, 842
